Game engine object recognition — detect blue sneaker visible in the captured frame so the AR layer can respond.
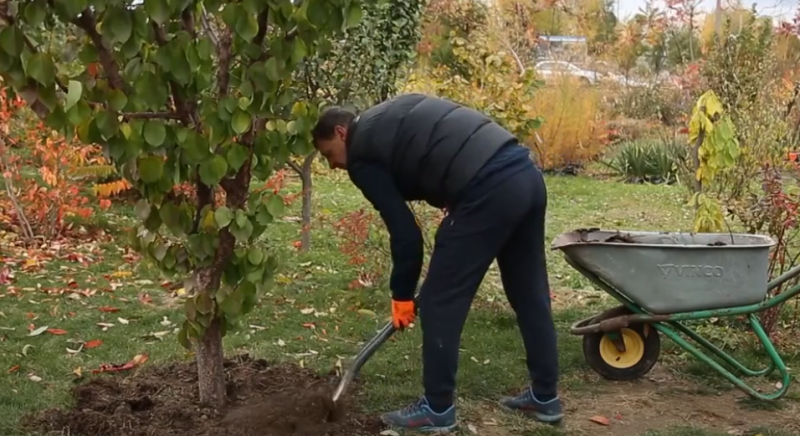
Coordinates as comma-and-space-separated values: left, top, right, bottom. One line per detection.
380, 397, 458, 432
499, 387, 564, 424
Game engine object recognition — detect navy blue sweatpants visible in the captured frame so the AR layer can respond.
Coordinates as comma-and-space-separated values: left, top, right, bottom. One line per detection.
419, 145, 558, 408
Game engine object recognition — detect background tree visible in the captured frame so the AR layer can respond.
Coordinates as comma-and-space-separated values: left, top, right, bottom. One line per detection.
288, 0, 424, 252
0, 0, 362, 406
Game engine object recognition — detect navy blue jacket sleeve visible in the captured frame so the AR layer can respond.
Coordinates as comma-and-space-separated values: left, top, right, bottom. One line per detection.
348, 163, 422, 301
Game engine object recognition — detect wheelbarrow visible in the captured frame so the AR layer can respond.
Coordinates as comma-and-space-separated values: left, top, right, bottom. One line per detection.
551, 229, 798, 401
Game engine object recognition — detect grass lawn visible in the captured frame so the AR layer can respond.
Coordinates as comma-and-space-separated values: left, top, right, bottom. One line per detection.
1, 170, 799, 436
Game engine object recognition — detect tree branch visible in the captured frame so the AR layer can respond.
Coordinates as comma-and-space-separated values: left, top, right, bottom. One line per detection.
200, 6, 220, 46
254, 10, 269, 45
72, 8, 126, 91
151, 22, 195, 124
217, 31, 233, 98
121, 111, 183, 120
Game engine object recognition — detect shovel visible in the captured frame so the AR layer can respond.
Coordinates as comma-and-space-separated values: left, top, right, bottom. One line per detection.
332, 319, 398, 403
332, 295, 420, 404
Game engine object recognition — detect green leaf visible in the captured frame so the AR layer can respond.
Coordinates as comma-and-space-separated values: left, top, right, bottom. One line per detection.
143, 121, 166, 146
220, 285, 245, 316
264, 57, 284, 82
178, 322, 192, 349
102, 7, 133, 45
345, 3, 364, 28
26, 53, 56, 86
247, 247, 263, 265
0, 27, 24, 57
138, 155, 165, 183
108, 89, 128, 111
230, 219, 253, 242
53, 0, 88, 21
158, 201, 184, 236
231, 110, 251, 135
265, 194, 284, 218
144, 0, 171, 25
214, 206, 234, 228
24, 1, 48, 27
199, 155, 229, 186
234, 13, 259, 41
64, 80, 82, 111
134, 199, 152, 220
227, 144, 249, 171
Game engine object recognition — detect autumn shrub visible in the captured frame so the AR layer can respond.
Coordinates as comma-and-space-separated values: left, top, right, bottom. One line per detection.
403, 33, 542, 141
526, 76, 608, 172
329, 203, 443, 290
685, 20, 800, 336
610, 83, 691, 126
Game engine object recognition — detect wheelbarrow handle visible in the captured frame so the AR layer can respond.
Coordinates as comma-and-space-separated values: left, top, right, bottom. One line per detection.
332, 319, 397, 403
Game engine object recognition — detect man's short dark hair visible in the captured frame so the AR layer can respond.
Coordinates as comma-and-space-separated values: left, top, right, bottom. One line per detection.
312, 106, 356, 143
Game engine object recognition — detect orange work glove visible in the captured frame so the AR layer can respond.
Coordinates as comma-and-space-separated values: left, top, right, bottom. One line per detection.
391, 299, 416, 330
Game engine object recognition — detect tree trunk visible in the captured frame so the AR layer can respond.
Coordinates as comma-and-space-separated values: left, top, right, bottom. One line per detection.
691, 129, 704, 194
289, 151, 317, 253
196, 311, 226, 405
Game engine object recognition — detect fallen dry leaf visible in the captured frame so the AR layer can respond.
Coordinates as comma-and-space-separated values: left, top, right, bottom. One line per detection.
7, 364, 20, 373
91, 353, 150, 374
84, 339, 103, 349
46, 328, 68, 335
27, 325, 49, 337
98, 306, 120, 313
589, 416, 611, 426
28, 374, 42, 382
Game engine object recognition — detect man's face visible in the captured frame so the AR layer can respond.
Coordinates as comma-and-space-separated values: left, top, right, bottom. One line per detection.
316, 124, 348, 170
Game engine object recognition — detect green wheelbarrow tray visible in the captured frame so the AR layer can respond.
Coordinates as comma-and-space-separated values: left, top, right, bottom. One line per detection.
551, 229, 800, 401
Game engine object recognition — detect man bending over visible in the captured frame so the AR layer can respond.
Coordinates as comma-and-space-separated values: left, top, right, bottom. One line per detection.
311, 93, 561, 432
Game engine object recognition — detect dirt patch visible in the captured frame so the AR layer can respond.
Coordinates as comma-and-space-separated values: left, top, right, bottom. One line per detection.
459, 366, 800, 435
23, 354, 383, 436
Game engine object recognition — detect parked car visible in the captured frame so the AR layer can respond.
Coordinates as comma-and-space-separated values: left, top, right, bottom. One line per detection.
534, 60, 600, 85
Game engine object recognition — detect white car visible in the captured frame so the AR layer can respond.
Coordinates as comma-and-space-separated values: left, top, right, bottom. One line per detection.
534, 60, 599, 85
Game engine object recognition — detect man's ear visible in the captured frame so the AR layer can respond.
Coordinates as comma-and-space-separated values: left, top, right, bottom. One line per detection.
334, 124, 347, 139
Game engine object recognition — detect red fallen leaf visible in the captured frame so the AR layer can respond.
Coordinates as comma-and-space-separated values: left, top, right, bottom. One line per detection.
7, 364, 20, 373
67, 280, 78, 288
26, 312, 35, 319
91, 353, 149, 374
98, 306, 119, 313
47, 329, 68, 335
589, 416, 611, 426
68, 312, 77, 317
84, 339, 103, 349
615, 414, 623, 420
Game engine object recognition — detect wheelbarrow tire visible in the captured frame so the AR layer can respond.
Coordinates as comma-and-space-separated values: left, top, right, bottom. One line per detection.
582, 323, 660, 381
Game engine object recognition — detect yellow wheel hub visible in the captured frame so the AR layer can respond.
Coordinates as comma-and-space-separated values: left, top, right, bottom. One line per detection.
599, 328, 645, 369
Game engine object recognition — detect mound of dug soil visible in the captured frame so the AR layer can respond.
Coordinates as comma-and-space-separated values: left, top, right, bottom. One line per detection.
23, 354, 384, 436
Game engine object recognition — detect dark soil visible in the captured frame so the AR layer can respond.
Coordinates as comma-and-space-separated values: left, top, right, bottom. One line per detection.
605, 234, 635, 243
23, 354, 383, 436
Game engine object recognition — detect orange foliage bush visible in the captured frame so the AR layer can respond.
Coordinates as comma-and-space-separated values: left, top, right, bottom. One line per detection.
526, 77, 609, 171
0, 88, 97, 240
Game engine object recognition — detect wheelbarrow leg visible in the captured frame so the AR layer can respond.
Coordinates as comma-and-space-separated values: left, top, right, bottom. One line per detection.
650, 315, 791, 401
